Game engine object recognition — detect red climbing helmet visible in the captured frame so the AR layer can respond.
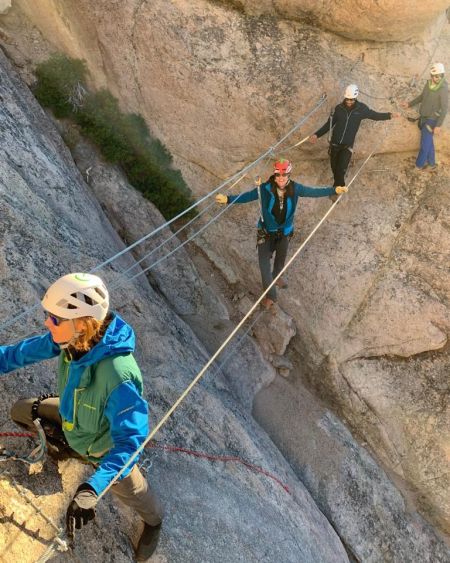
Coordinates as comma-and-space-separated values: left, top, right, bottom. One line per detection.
274, 159, 292, 175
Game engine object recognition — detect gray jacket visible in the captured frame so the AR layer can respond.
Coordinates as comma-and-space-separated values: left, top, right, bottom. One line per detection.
408, 79, 449, 127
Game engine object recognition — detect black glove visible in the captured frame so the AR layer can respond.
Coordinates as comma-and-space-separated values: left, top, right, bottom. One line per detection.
66, 483, 97, 540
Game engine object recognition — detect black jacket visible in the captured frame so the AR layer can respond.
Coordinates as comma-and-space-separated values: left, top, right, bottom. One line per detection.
315, 101, 392, 147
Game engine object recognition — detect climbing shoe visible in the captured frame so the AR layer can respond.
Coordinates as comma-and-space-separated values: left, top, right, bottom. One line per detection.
275, 277, 287, 289
135, 522, 162, 561
261, 297, 275, 310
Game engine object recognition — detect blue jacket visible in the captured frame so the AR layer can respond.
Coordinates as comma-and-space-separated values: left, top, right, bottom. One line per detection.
228, 180, 334, 236
0, 313, 148, 495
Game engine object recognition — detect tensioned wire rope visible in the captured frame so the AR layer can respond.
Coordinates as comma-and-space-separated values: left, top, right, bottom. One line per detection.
37, 113, 387, 561
112, 147, 278, 283
109, 172, 248, 288
101, 129, 387, 502
111, 153, 275, 290
31, 47, 424, 561
33, 270, 264, 562
0, 95, 327, 336
22, 308, 265, 563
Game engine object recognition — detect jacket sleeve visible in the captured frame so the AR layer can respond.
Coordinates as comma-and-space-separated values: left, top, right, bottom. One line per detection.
436, 86, 449, 127
295, 183, 335, 197
364, 107, 392, 121
227, 187, 259, 204
86, 380, 149, 495
408, 85, 426, 108
314, 111, 337, 138
0, 332, 60, 374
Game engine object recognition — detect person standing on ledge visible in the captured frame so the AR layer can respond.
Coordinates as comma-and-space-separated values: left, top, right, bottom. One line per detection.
309, 84, 399, 188
0, 273, 163, 561
400, 63, 448, 171
215, 159, 347, 309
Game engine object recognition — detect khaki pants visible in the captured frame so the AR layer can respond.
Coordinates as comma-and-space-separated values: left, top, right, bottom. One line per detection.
11, 397, 163, 526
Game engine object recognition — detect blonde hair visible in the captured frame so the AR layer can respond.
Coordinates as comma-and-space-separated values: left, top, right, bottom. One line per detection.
71, 316, 110, 353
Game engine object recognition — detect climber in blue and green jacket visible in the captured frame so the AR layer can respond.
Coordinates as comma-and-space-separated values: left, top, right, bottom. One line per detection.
216, 159, 347, 309
0, 273, 163, 561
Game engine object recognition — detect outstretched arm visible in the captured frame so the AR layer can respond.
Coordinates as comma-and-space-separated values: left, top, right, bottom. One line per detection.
0, 332, 59, 374
216, 187, 259, 205
295, 184, 336, 198
364, 108, 393, 121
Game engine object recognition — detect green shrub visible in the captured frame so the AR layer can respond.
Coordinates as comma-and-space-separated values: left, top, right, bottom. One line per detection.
34, 54, 87, 118
34, 54, 194, 219
74, 90, 133, 163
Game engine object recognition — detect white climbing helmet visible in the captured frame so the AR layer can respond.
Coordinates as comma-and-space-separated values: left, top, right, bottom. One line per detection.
344, 84, 359, 99
430, 63, 445, 75
42, 273, 109, 321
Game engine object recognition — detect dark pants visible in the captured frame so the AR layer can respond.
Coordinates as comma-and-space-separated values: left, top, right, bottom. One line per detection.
11, 397, 163, 526
330, 144, 353, 187
257, 232, 290, 301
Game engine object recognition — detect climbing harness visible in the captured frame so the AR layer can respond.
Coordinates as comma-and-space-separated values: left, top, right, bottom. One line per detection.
256, 228, 269, 246
0, 94, 328, 337
0, 419, 47, 465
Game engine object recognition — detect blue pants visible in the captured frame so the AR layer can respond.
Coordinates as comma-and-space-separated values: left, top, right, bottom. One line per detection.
416, 119, 437, 168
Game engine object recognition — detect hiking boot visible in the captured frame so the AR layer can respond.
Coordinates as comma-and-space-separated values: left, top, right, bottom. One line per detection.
414, 165, 427, 172
261, 297, 275, 310
275, 277, 287, 289
135, 522, 162, 561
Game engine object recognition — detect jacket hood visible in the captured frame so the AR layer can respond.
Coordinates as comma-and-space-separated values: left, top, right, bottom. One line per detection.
59, 313, 135, 422
73, 313, 135, 369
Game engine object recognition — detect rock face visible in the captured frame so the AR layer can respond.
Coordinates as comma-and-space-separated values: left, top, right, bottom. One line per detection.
254, 377, 450, 563
213, 0, 450, 41
0, 46, 350, 563
0, 0, 11, 15
1, 0, 449, 553
203, 153, 450, 537
7, 0, 450, 188
68, 138, 450, 560
69, 136, 277, 412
